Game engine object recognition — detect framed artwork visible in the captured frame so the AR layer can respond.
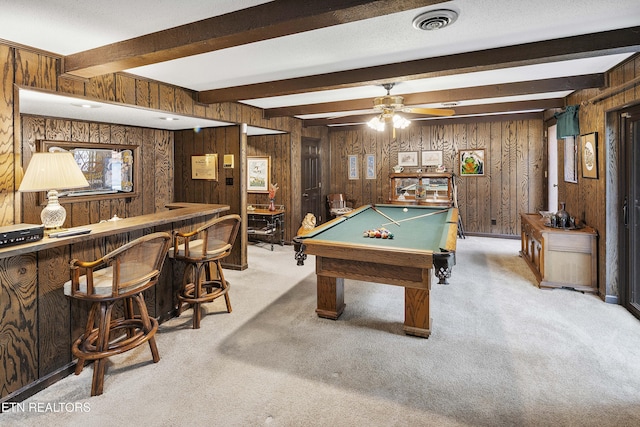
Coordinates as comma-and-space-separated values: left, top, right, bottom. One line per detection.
398, 151, 418, 167
421, 150, 443, 167
563, 137, 578, 183
247, 156, 270, 192
348, 155, 358, 180
191, 154, 218, 180
460, 149, 485, 176
581, 132, 598, 179
365, 154, 376, 179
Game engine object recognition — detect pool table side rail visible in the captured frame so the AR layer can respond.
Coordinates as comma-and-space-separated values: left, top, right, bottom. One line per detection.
302, 238, 436, 268
440, 208, 459, 252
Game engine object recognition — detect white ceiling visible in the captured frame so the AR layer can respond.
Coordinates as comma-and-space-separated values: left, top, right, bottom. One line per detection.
3, 0, 640, 131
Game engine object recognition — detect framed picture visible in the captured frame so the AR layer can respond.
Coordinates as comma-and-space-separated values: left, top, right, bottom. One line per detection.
247, 156, 270, 192
460, 149, 485, 176
398, 151, 418, 167
581, 132, 598, 179
348, 155, 358, 180
365, 154, 376, 179
563, 137, 578, 183
421, 150, 443, 167
191, 154, 218, 180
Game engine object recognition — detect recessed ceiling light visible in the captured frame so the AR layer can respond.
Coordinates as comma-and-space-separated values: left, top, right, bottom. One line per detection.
413, 9, 459, 31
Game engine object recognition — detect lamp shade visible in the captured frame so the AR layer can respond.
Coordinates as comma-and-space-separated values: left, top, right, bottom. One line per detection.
19, 152, 89, 192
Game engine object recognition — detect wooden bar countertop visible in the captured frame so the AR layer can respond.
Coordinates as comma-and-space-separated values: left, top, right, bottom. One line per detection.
0, 203, 229, 259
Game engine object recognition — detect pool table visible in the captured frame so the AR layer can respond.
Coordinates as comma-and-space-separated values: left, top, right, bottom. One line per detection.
294, 204, 458, 338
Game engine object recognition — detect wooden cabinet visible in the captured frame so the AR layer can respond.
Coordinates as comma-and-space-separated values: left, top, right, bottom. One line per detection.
388, 172, 453, 207
520, 213, 598, 292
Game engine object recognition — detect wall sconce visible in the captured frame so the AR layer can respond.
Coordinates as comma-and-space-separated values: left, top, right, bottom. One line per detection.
18, 152, 89, 231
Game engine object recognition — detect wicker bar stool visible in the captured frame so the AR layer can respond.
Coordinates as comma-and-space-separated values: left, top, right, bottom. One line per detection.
63, 232, 172, 396
170, 214, 241, 329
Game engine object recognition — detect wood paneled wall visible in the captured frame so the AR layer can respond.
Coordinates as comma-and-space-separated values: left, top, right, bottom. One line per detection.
247, 134, 293, 238
552, 54, 640, 300
328, 118, 545, 236
20, 115, 173, 226
173, 126, 248, 268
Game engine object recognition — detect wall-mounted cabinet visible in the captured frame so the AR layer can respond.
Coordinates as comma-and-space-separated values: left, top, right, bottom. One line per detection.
388, 172, 453, 207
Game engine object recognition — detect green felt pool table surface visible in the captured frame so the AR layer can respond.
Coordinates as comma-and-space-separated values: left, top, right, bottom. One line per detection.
299, 204, 457, 252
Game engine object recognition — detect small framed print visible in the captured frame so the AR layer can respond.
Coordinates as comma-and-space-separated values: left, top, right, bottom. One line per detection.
191, 154, 218, 180
247, 156, 270, 192
365, 154, 376, 179
460, 149, 485, 177
580, 132, 598, 179
398, 151, 418, 167
348, 155, 358, 180
421, 150, 443, 167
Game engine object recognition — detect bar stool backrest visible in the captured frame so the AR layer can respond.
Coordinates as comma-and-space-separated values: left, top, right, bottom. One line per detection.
65, 232, 172, 301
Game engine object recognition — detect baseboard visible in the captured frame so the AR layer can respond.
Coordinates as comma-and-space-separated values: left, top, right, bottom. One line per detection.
604, 295, 619, 304
0, 363, 76, 407
462, 232, 520, 240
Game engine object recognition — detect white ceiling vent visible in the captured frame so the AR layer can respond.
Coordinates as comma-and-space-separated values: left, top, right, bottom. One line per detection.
413, 9, 459, 31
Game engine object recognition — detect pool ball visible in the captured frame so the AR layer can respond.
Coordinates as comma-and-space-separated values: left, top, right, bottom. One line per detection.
403, 207, 408, 212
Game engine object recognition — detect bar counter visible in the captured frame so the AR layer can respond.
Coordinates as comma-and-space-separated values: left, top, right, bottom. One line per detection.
0, 203, 229, 402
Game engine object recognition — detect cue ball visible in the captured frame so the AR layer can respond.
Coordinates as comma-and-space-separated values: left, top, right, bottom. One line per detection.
403, 208, 408, 212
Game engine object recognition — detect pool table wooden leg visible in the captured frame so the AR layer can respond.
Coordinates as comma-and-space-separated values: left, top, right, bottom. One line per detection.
316, 275, 345, 320
403, 287, 431, 338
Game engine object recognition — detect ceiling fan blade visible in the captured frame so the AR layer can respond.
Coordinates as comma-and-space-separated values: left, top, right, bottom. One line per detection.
404, 107, 455, 116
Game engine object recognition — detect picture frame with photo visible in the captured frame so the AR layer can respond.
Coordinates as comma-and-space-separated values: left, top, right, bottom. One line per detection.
398, 151, 418, 167
421, 150, 443, 167
348, 155, 359, 180
247, 156, 270, 192
365, 154, 376, 179
580, 132, 598, 179
459, 149, 485, 177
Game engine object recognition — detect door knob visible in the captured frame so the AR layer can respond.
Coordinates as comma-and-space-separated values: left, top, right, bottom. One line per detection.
553, 184, 558, 187
302, 193, 308, 197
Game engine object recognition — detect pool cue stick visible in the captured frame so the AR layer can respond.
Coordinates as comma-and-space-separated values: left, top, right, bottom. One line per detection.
371, 205, 400, 226
380, 208, 450, 226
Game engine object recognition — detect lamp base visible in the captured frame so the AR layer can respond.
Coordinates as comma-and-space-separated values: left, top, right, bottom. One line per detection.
41, 190, 68, 230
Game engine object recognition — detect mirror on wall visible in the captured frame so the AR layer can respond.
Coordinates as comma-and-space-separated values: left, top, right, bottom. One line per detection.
38, 140, 140, 203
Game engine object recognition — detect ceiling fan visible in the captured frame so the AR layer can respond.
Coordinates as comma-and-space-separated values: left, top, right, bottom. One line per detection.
367, 83, 455, 134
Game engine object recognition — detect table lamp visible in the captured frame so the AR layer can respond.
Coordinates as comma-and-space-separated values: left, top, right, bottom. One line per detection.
18, 152, 90, 231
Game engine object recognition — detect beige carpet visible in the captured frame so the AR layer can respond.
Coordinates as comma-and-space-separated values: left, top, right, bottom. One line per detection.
2, 237, 640, 426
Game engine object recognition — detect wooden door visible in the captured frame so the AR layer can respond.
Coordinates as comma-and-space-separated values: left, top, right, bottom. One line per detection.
301, 138, 323, 223
621, 105, 640, 320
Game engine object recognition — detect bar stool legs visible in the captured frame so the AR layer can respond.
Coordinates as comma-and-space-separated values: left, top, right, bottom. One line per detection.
72, 293, 160, 396
177, 258, 231, 329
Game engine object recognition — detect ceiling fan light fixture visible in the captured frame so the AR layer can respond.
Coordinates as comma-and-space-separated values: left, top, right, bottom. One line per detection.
392, 114, 410, 129
367, 116, 385, 131
413, 9, 458, 31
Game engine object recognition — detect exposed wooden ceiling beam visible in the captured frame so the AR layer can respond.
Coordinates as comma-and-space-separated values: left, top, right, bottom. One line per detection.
266, 74, 604, 118
303, 99, 562, 126
200, 26, 639, 103
62, 0, 446, 78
